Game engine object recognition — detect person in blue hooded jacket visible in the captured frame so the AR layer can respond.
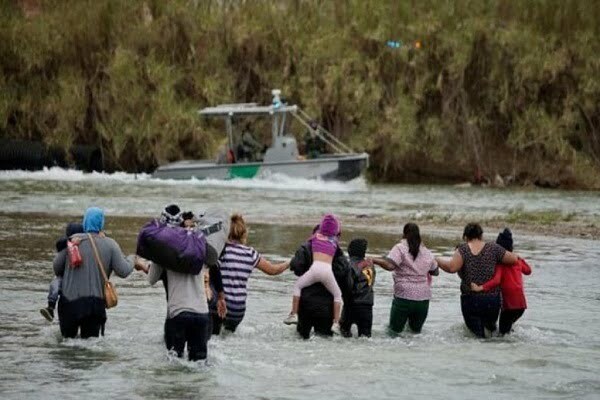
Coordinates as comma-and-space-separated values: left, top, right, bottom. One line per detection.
53, 207, 146, 338
40, 222, 84, 322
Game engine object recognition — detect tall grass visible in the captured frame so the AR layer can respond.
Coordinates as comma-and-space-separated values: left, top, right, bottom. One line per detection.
1, 0, 599, 187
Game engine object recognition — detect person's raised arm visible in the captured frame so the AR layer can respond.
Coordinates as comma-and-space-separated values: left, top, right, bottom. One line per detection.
429, 260, 440, 276
256, 257, 289, 276
520, 258, 532, 275
53, 249, 67, 276
436, 250, 463, 273
370, 257, 397, 271
501, 250, 518, 265
108, 238, 134, 278
147, 262, 164, 285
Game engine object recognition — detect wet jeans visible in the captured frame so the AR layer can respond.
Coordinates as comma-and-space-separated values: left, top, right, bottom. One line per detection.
47, 276, 62, 307
210, 313, 242, 336
164, 312, 210, 361
499, 308, 525, 335
340, 304, 373, 337
460, 293, 501, 338
58, 296, 106, 339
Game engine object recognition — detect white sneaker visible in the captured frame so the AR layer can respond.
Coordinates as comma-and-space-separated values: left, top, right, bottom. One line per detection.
283, 313, 298, 325
331, 322, 341, 335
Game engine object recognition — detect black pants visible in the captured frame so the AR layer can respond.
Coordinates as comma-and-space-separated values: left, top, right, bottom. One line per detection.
297, 312, 333, 339
164, 312, 210, 361
210, 313, 242, 336
460, 293, 501, 338
58, 297, 106, 339
297, 298, 333, 339
340, 304, 373, 337
499, 308, 525, 335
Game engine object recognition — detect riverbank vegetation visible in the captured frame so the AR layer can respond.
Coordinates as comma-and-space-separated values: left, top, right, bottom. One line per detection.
1, 0, 599, 188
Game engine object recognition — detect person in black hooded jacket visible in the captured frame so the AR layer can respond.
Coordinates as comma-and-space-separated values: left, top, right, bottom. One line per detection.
289, 236, 354, 339
340, 238, 376, 337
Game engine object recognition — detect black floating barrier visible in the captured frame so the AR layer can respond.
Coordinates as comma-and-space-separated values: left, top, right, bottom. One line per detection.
0, 138, 103, 172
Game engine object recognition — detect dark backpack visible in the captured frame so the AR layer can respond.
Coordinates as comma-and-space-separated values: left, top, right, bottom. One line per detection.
137, 220, 207, 274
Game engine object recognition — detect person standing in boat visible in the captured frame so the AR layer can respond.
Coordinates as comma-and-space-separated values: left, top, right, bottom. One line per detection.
303, 120, 325, 159
212, 213, 289, 335
436, 223, 518, 338
238, 125, 263, 162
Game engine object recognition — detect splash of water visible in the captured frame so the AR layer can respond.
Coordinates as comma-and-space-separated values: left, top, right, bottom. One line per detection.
0, 167, 367, 193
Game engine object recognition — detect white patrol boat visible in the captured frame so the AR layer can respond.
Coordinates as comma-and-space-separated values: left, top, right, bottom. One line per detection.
153, 90, 369, 181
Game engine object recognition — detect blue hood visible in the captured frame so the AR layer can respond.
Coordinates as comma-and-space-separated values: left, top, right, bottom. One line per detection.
83, 207, 105, 233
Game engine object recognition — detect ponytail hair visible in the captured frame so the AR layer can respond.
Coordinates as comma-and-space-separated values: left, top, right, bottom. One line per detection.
229, 213, 248, 244
403, 223, 421, 260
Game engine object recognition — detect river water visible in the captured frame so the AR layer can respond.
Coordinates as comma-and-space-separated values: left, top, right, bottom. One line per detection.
0, 168, 599, 399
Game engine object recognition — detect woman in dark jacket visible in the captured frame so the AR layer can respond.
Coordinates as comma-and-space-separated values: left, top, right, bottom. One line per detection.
436, 223, 518, 338
289, 234, 354, 339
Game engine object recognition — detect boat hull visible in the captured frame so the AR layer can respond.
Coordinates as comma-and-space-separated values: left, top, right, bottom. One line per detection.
152, 153, 368, 182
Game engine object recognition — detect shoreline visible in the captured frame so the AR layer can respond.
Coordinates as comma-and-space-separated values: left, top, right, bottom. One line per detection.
2, 210, 599, 241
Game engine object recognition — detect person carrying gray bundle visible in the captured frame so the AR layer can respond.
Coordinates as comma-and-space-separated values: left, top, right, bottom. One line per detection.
142, 205, 226, 361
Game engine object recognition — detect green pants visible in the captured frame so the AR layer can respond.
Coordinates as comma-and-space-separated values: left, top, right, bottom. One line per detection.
388, 297, 429, 335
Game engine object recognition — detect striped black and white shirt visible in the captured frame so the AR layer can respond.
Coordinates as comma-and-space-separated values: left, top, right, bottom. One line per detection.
219, 242, 260, 322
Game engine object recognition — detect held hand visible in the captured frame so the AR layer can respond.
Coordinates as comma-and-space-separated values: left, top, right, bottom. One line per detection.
278, 261, 290, 274
134, 256, 149, 274
217, 296, 227, 319
470, 282, 483, 292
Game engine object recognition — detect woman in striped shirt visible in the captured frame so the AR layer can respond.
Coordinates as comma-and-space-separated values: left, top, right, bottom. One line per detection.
212, 213, 289, 335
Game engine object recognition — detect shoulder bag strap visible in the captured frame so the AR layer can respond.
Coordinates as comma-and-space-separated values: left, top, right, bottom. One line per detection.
87, 233, 110, 285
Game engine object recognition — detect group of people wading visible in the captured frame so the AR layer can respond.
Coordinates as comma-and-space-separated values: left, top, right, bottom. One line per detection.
42, 206, 532, 361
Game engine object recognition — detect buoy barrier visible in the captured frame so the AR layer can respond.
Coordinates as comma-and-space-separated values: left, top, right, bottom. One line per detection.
0, 138, 103, 171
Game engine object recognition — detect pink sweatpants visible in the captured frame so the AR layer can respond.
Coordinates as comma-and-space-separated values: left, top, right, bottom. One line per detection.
293, 261, 342, 302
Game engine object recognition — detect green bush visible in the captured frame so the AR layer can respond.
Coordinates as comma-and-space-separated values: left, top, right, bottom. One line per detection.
1, 0, 599, 187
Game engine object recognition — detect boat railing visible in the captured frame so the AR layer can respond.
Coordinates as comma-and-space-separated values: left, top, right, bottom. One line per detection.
291, 108, 355, 155
215, 102, 258, 108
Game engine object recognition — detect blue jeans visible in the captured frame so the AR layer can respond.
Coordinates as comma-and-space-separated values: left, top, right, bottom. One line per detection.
48, 276, 62, 307
164, 312, 210, 361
